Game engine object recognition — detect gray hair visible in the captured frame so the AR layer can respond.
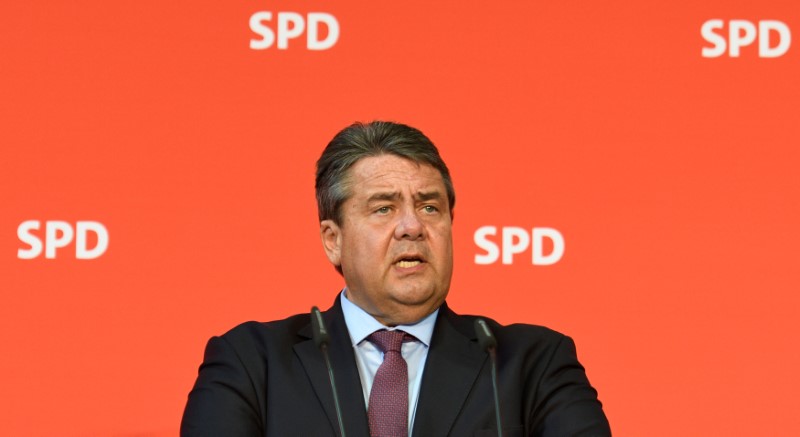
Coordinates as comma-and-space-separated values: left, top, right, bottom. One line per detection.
315, 121, 455, 224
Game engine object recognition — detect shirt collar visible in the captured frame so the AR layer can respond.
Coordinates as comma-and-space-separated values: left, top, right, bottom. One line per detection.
340, 289, 438, 347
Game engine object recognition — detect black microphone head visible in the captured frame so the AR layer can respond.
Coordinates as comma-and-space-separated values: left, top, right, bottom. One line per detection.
311, 306, 330, 348
474, 318, 497, 351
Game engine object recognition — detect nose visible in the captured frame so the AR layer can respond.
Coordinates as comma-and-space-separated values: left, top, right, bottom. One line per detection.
394, 208, 424, 240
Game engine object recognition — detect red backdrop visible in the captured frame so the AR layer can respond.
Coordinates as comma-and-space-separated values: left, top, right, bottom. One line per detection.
2, 1, 799, 435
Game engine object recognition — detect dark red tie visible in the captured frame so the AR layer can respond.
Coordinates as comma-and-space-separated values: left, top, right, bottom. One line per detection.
367, 330, 411, 437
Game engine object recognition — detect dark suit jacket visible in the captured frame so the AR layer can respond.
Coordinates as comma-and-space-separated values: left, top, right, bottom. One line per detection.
181, 298, 610, 436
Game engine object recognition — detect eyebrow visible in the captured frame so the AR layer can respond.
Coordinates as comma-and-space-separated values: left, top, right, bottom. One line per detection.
367, 192, 400, 203
366, 190, 444, 203
415, 191, 444, 202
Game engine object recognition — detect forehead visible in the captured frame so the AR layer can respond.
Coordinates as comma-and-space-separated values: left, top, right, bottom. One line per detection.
346, 155, 445, 197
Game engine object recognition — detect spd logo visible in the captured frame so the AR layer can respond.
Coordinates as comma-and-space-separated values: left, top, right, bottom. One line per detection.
474, 226, 565, 266
701, 19, 791, 58
17, 220, 109, 260
250, 11, 339, 50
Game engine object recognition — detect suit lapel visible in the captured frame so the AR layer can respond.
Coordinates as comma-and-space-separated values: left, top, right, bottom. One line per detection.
294, 299, 370, 437
412, 304, 487, 436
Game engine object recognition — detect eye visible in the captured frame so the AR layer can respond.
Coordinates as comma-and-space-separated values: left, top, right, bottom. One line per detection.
375, 206, 391, 215
422, 205, 439, 214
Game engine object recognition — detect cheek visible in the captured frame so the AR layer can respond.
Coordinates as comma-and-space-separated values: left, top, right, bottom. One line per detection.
431, 224, 453, 248
344, 232, 388, 265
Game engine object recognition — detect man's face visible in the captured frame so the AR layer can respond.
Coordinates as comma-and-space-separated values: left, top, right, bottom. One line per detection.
320, 154, 453, 326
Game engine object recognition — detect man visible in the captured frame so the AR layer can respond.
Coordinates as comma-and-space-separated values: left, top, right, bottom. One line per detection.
181, 121, 611, 436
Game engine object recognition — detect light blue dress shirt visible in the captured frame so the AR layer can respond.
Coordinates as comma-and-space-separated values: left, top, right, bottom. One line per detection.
340, 289, 438, 436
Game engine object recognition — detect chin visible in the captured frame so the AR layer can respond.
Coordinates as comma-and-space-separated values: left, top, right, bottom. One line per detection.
392, 284, 447, 308
386, 304, 439, 325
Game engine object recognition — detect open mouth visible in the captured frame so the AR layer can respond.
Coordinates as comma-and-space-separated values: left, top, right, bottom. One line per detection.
395, 256, 424, 268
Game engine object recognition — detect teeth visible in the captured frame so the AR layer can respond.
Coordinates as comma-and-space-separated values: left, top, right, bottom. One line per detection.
397, 260, 421, 268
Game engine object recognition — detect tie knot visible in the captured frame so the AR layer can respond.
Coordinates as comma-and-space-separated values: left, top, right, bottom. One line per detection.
368, 330, 410, 353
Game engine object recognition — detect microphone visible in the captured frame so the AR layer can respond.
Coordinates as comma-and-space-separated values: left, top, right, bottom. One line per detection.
475, 318, 503, 437
311, 306, 347, 437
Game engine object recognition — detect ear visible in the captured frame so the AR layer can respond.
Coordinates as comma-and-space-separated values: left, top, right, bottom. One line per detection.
320, 219, 342, 267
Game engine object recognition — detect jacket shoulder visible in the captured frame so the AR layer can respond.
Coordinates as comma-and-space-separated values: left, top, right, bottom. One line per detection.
448, 307, 568, 345
217, 313, 312, 353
